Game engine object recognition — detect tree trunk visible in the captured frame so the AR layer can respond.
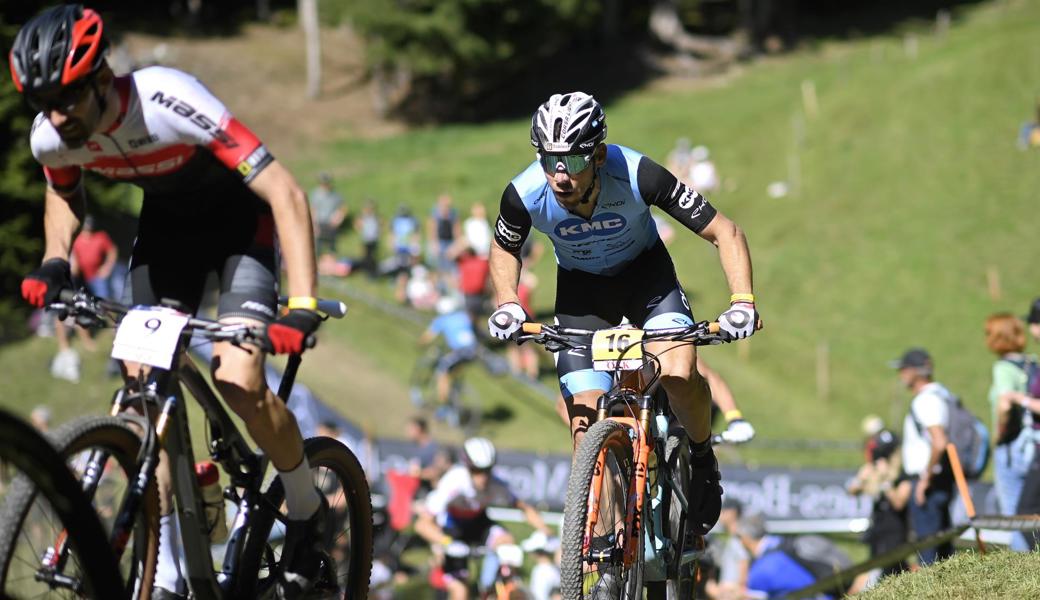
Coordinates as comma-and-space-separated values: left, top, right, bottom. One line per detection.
298, 0, 321, 99
649, 0, 738, 60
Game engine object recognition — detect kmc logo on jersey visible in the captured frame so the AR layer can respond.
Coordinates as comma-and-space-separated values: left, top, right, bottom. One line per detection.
555, 212, 627, 240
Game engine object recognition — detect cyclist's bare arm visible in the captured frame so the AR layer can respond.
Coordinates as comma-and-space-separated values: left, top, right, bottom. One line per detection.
248, 160, 317, 299
489, 241, 523, 306
517, 499, 553, 537
417, 328, 437, 346
696, 211, 753, 297
41, 184, 85, 262
696, 358, 739, 414
414, 507, 448, 546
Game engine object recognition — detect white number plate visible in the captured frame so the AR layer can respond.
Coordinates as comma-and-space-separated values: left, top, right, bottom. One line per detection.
110, 307, 190, 369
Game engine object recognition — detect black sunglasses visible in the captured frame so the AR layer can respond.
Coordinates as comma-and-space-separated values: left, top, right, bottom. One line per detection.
26, 80, 93, 113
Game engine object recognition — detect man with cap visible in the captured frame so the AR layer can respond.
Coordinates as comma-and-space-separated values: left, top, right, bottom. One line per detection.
892, 347, 955, 565
309, 172, 347, 261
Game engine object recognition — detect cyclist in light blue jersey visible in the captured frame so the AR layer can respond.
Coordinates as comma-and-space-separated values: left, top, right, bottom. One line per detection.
486, 91, 759, 535
420, 296, 479, 407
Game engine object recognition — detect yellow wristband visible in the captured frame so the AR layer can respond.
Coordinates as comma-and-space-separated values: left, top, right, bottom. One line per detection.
287, 296, 318, 310
724, 409, 743, 422
730, 293, 755, 304
441, 535, 453, 546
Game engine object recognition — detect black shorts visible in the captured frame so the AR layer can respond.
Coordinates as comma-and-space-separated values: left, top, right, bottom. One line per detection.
121, 198, 279, 323
554, 240, 694, 397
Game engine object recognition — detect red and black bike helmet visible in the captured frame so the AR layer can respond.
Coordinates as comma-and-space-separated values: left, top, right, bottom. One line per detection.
9, 4, 108, 96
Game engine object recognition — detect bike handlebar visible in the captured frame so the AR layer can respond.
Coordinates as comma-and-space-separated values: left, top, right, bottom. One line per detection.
517, 320, 725, 350
54, 289, 331, 352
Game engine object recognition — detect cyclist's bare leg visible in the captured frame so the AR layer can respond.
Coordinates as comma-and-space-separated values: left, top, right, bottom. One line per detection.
436, 370, 452, 406
562, 390, 605, 451
210, 338, 304, 471
446, 577, 469, 600
649, 340, 710, 443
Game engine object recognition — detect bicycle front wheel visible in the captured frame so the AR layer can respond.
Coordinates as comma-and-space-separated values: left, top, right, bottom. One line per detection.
0, 415, 159, 600
560, 419, 642, 600
0, 409, 127, 598
240, 435, 373, 599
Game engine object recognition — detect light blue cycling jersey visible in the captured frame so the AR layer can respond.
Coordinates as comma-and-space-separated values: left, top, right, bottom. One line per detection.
511, 145, 656, 275
495, 144, 716, 276
429, 311, 478, 351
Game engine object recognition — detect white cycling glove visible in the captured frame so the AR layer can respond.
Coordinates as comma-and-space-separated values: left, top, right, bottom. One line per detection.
722, 419, 756, 444
717, 302, 758, 341
488, 302, 527, 340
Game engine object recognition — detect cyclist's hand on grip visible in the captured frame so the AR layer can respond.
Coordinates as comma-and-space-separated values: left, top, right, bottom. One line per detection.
488, 302, 527, 340
21, 258, 72, 308
267, 309, 321, 354
716, 301, 758, 341
722, 419, 755, 444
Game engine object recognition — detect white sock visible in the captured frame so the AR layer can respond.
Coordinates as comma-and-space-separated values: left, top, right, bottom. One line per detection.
279, 456, 321, 521
156, 513, 185, 593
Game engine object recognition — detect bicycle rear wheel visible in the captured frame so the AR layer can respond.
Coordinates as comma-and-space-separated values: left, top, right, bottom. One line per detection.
646, 428, 695, 600
0, 415, 159, 600
239, 435, 373, 599
0, 409, 127, 599
560, 419, 642, 600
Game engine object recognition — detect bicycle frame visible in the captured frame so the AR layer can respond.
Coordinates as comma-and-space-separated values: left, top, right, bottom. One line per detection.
585, 351, 700, 583
94, 338, 299, 599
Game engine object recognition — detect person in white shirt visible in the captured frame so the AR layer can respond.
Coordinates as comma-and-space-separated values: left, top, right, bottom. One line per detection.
892, 347, 954, 565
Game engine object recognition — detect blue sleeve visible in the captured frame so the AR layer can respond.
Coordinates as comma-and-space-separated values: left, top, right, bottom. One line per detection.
429, 316, 445, 336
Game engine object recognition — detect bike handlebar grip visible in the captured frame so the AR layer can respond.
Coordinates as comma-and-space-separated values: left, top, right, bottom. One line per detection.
521, 323, 542, 334
316, 299, 348, 319
708, 322, 721, 334
57, 289, 77, 303
304, 334, 317, 349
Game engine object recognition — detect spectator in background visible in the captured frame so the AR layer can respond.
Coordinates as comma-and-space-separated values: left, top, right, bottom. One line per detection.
892, 348, 954, 565
30, 405, 51, 432
310, 173, 347, 261
357, 199, 381, 278
463, 203, 491, 258
736, 513, 815, 599
71, 214, 118, 299
986, 313, 1037, 552
1018, 99, 1040, 150
526, 533, 561, 600
405, 416, 449, 494
427, 194, 461, 280
404, 264, 439, 310
1025, 297, 1040, 343
454, 244, 491, 328
666, 137, 692, 183
847, 428, 911, 576
507, 269, 540, 381
689, 145, 720, 194
704, 498, 749, 600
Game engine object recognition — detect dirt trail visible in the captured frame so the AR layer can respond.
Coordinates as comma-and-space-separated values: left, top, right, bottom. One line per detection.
119, 23, 406, 157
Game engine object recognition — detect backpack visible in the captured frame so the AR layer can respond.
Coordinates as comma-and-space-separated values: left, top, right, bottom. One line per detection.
911, 386, 991, 480
775, 535, 854, 595
997, 357, 1040, 445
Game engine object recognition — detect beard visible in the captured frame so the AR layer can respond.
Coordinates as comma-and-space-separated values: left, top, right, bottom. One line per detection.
57, 118, 91, 148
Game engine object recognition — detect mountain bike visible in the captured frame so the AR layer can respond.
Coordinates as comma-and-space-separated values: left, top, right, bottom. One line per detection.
0, 289, 373, 600
409, 344, 481, 430
0, 407, 126, 598
517, 321, 732, 600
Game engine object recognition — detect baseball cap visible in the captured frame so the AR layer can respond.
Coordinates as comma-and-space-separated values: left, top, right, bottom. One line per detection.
1025, 298, 1040, 325
889, 347, 931, 370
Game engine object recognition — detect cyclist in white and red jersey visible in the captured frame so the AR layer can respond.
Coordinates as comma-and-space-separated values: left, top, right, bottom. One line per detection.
487, 92, 760, 536
415, 438, 552, 600
11, 5, 327, 599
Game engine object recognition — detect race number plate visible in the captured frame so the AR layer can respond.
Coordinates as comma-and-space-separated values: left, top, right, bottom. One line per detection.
111, 307, 190, 369
591, 328, 645, 371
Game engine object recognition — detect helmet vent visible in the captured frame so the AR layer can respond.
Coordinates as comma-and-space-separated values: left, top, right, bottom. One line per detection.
552, 118, 563, 142
71, 44, 90, 66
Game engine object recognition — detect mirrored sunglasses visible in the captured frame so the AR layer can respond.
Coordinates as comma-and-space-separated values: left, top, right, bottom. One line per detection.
538, 152, 593, 175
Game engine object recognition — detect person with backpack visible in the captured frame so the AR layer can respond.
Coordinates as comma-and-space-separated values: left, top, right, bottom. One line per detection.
892, 347, 959, 565
736, 513, 855, 599
986, 313, 1038, 551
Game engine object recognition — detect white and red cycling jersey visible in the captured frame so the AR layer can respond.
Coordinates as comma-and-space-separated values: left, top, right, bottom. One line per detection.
425, 465, 518, 525
30, 65, 273, 197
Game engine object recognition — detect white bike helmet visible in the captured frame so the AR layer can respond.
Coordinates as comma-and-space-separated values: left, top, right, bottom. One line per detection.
436, 295, 460, 315
530, 92, 607, 154
462, 437, 496, 470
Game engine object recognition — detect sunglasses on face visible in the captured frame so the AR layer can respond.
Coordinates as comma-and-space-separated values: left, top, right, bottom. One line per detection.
27, 80, 92, 113
538, 151, 594, 176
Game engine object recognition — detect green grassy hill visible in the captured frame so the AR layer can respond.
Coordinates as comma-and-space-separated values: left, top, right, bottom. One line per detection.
858, 549, 1040, 599
282, 0, 1040, 465
3, 1, 1039, 467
